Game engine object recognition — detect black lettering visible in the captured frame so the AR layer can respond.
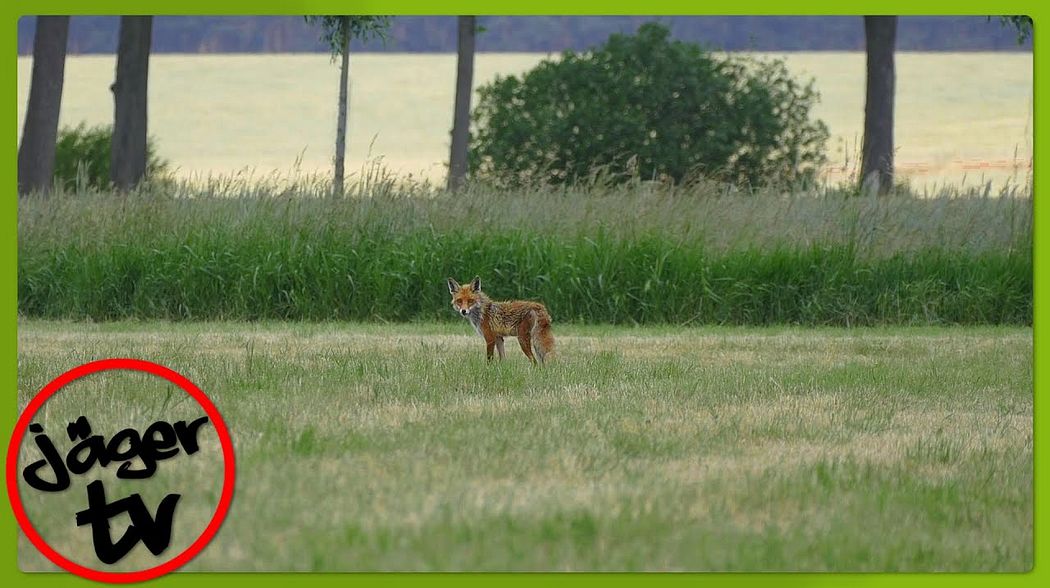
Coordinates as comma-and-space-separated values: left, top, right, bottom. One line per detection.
75, 480, 180, 565
21, 424, 71, 492
107, 427, 158, 480
65, 417, 110, 475
66, 432, 108, 475
66, 416, 91, 442
173, 416, 210, 454
115, 458, 157, 479
106, 428, 139, 461
142, 420, 180, 461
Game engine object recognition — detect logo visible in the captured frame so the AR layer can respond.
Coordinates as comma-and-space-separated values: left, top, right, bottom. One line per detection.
7, 358, 235, 583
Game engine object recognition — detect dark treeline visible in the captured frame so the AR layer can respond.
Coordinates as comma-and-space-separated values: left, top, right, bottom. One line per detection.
17, 16, 1032, 55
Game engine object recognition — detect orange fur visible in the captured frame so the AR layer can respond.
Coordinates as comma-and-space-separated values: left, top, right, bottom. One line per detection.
448, 276, 555, 364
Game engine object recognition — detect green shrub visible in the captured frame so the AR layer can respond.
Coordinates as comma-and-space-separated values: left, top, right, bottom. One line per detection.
54, 123, 168, 190
469, 23, 829, 188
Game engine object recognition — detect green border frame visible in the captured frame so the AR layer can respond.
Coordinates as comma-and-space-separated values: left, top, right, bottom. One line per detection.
4, 2, 1042, 586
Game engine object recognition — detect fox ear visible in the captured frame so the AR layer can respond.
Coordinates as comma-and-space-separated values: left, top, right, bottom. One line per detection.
447, 278, 460, 294
471, 276, 481, 292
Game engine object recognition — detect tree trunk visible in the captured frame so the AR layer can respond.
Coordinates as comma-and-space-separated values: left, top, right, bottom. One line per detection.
447, 16, 477, 192
860, 16, 897, 195
111, 16, 153, 191
18, 16, 70, 196
333, 16, 351, 196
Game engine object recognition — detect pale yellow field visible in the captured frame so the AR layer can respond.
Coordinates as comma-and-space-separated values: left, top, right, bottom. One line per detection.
17, 52, 1032, 188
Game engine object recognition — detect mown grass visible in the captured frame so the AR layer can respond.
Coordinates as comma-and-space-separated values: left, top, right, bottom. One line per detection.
16, 321, 1032, 571
17, 179, 1032, 325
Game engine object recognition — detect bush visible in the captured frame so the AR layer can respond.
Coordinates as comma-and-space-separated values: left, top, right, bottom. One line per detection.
54, 123, 168, 190
469, 23, 829, 187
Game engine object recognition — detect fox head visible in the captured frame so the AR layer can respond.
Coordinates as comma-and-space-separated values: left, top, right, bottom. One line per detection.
447, 276, 483, 317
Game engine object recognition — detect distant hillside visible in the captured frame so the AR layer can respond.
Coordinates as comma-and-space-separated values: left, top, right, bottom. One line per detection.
17, 16, 1032, 54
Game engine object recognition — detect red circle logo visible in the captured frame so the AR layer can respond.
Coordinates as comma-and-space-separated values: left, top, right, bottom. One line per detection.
6, 358, 236, 583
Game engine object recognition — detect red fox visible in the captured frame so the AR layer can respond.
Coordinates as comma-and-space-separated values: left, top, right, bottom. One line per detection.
447, 276, 555, 364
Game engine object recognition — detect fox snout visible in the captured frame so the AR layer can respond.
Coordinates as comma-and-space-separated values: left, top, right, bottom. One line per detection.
460, 309, 468, 316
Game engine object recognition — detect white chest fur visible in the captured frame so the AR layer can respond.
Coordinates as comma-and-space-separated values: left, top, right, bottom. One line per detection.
466, 306, 484, 337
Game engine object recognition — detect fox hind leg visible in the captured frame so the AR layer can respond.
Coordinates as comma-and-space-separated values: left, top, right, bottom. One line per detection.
516, 314, 537, 364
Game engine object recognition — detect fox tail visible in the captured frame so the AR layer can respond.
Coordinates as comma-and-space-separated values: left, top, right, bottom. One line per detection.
531, 309, 555, 364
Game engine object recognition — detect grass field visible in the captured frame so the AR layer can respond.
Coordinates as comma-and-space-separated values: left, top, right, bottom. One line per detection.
16, 320, 1032, 571
16, 52, 1033, 188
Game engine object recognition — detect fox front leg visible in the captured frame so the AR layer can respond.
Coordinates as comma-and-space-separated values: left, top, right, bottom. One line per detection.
485, 336, 497, 361
495, 337, 506, 361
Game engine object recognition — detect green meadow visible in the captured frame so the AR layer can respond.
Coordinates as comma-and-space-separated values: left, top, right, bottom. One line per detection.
16, 321, 1032, 571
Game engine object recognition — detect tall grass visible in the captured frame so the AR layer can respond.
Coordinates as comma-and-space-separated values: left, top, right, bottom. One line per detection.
17, 175, 1032, 325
